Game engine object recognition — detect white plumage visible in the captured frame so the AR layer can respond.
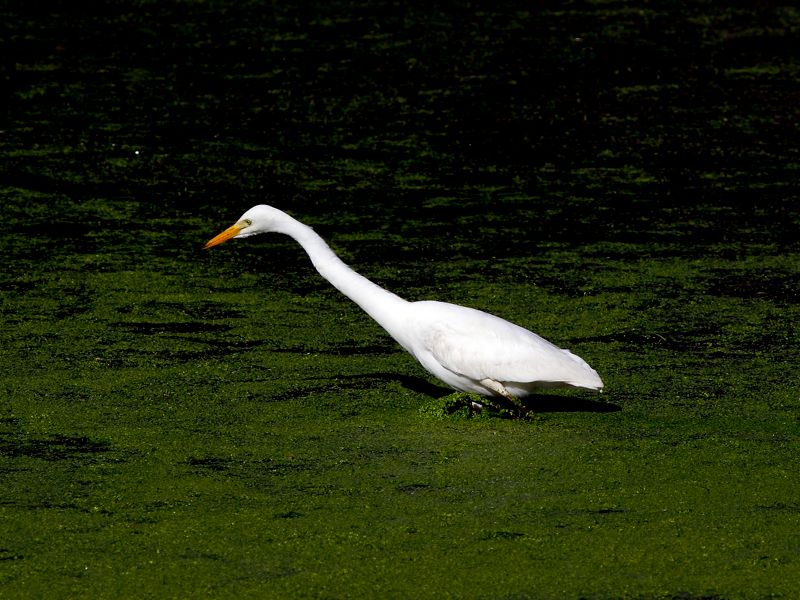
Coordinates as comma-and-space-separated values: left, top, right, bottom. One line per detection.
205, 205, 603, 399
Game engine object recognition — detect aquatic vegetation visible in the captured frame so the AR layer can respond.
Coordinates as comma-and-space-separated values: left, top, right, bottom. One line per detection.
2, 2, 799, 598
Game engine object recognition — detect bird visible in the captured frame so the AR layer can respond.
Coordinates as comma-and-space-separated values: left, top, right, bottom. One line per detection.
204, 205, 603, 406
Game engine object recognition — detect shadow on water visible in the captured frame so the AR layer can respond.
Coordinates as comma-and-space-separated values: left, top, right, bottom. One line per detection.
298, 372, 450, 398
333, 372, 452, 397
331, 373, 621, 413
524, 394, 621, 414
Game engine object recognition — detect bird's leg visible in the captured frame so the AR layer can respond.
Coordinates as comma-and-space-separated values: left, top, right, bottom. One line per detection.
479, 378, 529, 418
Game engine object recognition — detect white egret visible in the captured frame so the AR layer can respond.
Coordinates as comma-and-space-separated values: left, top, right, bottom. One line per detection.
204, 205, 603, 405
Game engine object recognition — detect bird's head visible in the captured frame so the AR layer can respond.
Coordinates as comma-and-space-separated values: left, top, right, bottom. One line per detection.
204, 205, 285, 248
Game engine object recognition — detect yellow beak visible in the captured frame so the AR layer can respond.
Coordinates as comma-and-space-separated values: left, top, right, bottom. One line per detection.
204, 222, 244, 249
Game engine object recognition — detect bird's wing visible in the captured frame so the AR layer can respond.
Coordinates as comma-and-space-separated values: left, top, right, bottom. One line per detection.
415, 302, 591, 385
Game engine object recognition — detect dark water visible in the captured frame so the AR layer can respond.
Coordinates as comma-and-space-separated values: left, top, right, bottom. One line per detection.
2, 2, 800, 597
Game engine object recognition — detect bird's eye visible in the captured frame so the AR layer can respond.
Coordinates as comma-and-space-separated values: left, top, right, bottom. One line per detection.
243, 219, 252, 227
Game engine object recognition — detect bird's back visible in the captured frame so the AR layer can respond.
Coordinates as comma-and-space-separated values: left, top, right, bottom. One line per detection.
402, 300, 603, 394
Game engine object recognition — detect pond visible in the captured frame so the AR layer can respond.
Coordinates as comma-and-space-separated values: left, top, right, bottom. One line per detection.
2, 2, 799, 597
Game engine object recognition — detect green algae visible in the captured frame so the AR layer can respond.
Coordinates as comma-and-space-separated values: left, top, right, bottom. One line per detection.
3, 1, 800, 598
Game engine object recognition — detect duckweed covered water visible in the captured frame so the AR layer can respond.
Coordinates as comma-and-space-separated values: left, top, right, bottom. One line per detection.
2, 2, 800, 598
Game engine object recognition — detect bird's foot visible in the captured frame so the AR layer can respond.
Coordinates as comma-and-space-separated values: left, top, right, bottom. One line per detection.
419, 392, 507, 420
419, 391, 534, 421
479, 378, 533, 420
492, 395, 534, 420
463, 393, 532, 420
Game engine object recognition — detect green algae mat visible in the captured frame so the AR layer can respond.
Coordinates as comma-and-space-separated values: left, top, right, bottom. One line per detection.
2, 2, 800, 598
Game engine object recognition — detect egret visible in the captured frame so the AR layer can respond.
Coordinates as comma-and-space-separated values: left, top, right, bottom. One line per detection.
204, 205, 603, 408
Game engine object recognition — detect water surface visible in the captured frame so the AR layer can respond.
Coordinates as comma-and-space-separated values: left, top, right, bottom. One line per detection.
2, 2, 800, 598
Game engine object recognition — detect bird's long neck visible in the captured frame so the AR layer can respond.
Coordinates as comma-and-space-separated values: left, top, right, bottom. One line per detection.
279, 216, 411, 343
